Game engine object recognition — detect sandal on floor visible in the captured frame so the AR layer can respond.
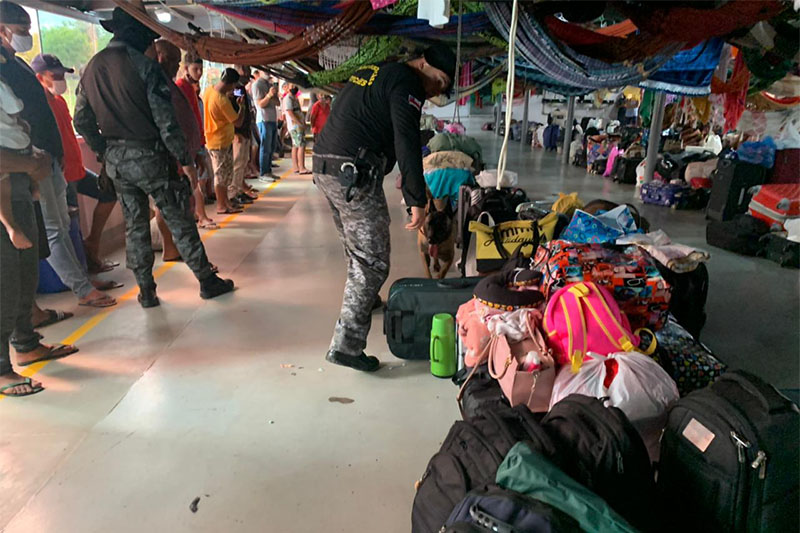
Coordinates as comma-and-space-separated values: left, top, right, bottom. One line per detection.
92, 280, 124, 291
78, 295, 117, 308
298, 170, 312, 175
198, 221, 219, 230
33, 309, 73, 329
17, 344, 79, 367
0, 377, 44, 397
217, 207, 243, 215
87, 256, 119, 274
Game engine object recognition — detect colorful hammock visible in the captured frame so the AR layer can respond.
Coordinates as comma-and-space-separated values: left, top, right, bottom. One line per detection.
485, 2, 681, 91
202, 2, 493, 40
112, 0, 373, 65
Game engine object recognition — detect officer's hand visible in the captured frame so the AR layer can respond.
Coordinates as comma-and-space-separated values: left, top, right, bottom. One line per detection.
405, 206, 425, 231
182, 164, 198, 183
29, 151, 53, 182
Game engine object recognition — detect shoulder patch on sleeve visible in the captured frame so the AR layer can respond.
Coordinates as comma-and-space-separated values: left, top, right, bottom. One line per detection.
408, 95, 422, 111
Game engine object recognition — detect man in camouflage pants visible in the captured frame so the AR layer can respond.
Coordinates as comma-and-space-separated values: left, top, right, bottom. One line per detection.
312, 44, 456, 372
74, 7, 234, 308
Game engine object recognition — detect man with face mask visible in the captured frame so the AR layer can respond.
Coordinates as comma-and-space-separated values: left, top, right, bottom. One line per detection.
312, 43, 456, 372
0, 1, 118, 313
74, 7, 234, 307
0, 1, 80, 376
32, 53, 119, 275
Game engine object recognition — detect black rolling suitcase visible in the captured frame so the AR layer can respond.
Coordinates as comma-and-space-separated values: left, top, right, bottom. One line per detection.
706, 159, 767, 221
706, 215, 769, 256
759, 233, 800, 268
613, 156, 643, 184
384, 277, 480, 360
657, 371, 800, 533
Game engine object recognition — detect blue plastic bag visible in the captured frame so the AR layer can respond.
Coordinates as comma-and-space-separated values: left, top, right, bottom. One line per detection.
737, 136, 776, 168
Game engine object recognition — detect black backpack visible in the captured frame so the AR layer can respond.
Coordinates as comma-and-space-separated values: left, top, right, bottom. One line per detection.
453, 364, 510, 421
443, 484, 582, 532
706, 214, 770, 256
412, 407, 555, 533
541, 395, 656, 531
657, 371, 800, 533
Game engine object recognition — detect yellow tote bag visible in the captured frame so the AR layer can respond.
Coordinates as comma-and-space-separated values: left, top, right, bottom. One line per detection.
468, 219, 538, 273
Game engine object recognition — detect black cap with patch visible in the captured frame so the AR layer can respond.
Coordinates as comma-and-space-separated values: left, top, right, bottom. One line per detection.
423, 43, 457, 95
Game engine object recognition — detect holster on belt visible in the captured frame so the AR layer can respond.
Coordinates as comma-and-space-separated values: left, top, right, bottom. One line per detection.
313, 148, 386, 202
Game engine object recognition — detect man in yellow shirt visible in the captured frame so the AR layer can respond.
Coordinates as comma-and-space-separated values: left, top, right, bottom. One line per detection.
203, 68, 243, 215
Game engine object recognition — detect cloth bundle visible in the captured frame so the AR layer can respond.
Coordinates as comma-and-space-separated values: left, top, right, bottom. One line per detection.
617, 230, 710, 273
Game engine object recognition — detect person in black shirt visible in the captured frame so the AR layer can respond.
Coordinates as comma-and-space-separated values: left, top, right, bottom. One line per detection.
313, 44, 456, 372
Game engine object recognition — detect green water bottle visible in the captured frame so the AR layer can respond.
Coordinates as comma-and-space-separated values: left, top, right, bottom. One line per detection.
430, 313, 457, 378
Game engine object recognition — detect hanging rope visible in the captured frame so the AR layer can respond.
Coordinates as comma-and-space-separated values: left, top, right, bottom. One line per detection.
496, 0, 519, 191
452, 0, 464, 124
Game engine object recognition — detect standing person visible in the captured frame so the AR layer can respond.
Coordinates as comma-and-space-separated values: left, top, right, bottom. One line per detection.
309, 94, 331, 143
282, 83, 309, 175
312, 44, 455, 371
202, 68, 244, 215
147, 39, 208, 261
251, 69, 280, 181
0, 2, 116, 310
74, 7, 234, 307
175, 52, 214, 229
32, 53, 119, 274
0, 2, 80, 395
229, 65, 257, 206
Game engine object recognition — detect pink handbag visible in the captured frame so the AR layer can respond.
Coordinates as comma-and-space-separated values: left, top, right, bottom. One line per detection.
486, 309, 555, 412
543, 281, 655, 374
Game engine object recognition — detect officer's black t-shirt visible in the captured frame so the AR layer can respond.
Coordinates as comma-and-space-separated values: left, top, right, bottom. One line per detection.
314, 62, 426, 208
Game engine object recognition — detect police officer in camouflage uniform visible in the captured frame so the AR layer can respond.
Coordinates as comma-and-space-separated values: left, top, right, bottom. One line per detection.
313, 44, 456, 372
74, 8, 234, 308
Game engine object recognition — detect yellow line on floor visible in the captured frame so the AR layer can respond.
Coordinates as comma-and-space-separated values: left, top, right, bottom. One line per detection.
3, 171, 289, 398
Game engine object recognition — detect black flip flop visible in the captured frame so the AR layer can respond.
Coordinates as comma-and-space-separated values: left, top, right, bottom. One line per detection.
33, 309, 73, 329
92, 280, 124, 291
17, 344, 79, 367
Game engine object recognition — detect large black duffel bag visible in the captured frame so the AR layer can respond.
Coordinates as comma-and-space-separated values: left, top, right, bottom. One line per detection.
384, 277, 480, 360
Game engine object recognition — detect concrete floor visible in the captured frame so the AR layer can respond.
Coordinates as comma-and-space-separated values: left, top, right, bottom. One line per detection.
1, 119, 797, 532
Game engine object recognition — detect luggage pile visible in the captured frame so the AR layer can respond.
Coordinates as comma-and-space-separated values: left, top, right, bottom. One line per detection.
396, 187, 799, 533
639, 150, 719, 210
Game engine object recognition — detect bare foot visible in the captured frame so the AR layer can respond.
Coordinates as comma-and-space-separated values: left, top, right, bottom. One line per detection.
8, 228, 32, 250
0, 371, 43, 396
16, 343, 78, 366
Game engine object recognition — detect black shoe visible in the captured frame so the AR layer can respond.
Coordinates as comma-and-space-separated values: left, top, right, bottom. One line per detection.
372, 297, 383, 312
236, 193, 254, 205
138, 286, 160, 308
325, 350, 380, 372
200, 274, 235, 299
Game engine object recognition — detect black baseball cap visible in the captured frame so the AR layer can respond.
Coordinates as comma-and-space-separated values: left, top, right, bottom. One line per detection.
0, 1, 30, 25
31, 54, 74, 74
423, 43, 457, 95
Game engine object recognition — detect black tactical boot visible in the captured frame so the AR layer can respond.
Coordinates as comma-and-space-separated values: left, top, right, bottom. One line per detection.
200, 274, 235, 300
138, 286, 160, 308
326, 350, 380, 372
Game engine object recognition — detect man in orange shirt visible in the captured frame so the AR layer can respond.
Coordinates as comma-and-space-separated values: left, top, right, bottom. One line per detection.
202, 68, 243, 215
32, 54, 119, 275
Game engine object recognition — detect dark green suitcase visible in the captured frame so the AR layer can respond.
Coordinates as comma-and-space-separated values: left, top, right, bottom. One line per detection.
383, 277, 480, 360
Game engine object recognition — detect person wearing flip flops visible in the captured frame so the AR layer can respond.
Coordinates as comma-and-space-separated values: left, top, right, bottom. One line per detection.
282, 83, 311, 175
74, 7, 234, 308
0, 2, 79, 397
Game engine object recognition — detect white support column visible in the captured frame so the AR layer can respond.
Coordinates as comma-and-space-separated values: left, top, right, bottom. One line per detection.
521, 84, 529, 144
561, 95, 576, 164
644, 91, 667, 183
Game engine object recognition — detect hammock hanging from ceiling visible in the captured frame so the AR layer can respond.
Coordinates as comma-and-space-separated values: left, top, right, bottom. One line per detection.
639, 39, 726, 96
478, 58, 592, 97
111, 0, 373, 65
318, 36, 361, 71
201, 2, 492, 40
485, 2, 682, 91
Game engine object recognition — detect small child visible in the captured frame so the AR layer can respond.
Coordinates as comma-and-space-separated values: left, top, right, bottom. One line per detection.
0, 77, 33, 250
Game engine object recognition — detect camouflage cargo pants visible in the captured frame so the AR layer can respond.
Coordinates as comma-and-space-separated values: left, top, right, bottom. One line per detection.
314, 172, 390, 356
105, 144, 214, 290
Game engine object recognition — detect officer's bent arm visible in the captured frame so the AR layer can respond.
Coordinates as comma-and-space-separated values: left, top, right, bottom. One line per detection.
389, 82, 426, 208
137, 51, 191, 166
73, 84, 106, 158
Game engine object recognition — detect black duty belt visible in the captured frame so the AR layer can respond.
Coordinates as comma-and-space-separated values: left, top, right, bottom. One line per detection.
313, 149, 387, 202
107, 138, 166, 152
